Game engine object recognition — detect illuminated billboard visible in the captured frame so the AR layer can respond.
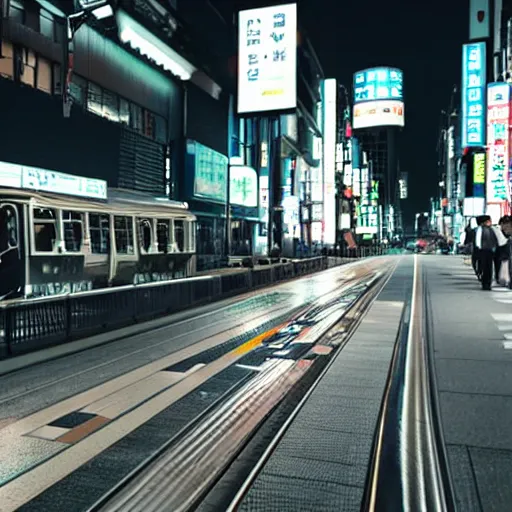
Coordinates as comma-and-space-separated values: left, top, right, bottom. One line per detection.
353, 100, 404, 129
322, 79, 336, 245
230, 166, 258, 207
461, 42, 486, 147
353, 68, 403, 104
486, 83, 510, 203
237, 4, 297, 114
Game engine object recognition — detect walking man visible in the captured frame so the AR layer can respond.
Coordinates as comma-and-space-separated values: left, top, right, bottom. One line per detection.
475, 216, 499, 290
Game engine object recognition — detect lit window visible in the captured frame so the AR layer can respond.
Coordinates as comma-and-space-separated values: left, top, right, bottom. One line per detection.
36, 56, 51, 94
69, 75, 86, 106
157, 220, 170, 253
119, 98, 130, 125
102, 89, 119, 122
174, 219, 184, 252
19, 48, 36, 88
89, 213, 110, 254
0, 41, 14, 80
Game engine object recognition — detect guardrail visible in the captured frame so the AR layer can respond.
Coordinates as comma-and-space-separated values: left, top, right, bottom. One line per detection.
0, 250, 386, 360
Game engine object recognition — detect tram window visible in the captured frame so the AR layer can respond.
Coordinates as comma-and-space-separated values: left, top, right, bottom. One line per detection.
33, 207, 56, 252
157, 220, 169, 253
139, 219, 152, 253
89, 213, 110, 254
175, 220, 185, 252
115, 216, 134, 255
0, 205, 18, 253
63, 211, 84, 252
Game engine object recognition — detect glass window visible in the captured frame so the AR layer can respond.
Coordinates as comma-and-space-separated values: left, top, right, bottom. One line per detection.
9, 0, 24, 24
89, 213, 110, 254
52, 63, 62, 95
39, 10, 54, 40
36, 56, 51, 94
87, 82, 102, 116
33, 207, 56, 252
0, 205, 18, 253
0, 41, 14, 80
19, 48, 36, 87
156, 220, 169, 253
130, 102, 143, 133
63, 211, 84, 252
174, 219, 184, 252
154, 115, 167, 144
119, 98, 130, 126
102, 89, 119, 122
114, 216, 134, 255
138, 219, 152, 253
188, 221, 196, 252
70, 74, 86, 106
144, 110, 155, 139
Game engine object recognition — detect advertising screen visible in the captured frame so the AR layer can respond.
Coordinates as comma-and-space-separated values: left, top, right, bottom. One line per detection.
462, 42, 486, 147
353, 100, 404, 129
230, 166, 258, 207
237, 3, 297, 114
486, 83, 510, 202
353, 68, 403, 104
187, 140, 228, 203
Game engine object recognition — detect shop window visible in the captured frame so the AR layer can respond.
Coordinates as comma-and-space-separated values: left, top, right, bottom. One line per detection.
89, 213, 110, 254
63, 211, 84, 252
119, 98, 130, 126
39, 10, 54, 40
87, 82, 102, 116
33, 208, 56, 253
0, 41, 14, 80
69, 74, 86, 106
102, 89, 119, 122
19, 48, 36, 87
130, 103, 143, 134
156, 220, 169, 253
9, 0, 25, 24
36, 56, 51, 94
174, 220, 184, 252
114, 216, 134, 255
138, 219, 152, 253
154, 115, 167, 144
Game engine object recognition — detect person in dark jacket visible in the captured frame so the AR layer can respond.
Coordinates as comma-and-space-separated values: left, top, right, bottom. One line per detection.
475, 216, 499, 290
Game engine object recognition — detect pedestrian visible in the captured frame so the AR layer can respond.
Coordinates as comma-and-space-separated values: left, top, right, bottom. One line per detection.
475, 216, 504, 290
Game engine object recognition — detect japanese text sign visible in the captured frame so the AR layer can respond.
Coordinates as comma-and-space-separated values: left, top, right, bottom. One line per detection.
238, 3, 297, 114
462, 42, 486, 148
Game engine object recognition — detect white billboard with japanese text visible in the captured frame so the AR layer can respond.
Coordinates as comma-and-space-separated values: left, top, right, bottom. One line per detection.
237, 3, 297, 114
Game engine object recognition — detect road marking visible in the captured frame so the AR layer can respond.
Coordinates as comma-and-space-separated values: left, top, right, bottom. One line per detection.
503, 342, 512, 350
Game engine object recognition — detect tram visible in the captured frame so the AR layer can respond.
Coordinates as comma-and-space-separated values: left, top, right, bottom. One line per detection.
0, 176, 196, 300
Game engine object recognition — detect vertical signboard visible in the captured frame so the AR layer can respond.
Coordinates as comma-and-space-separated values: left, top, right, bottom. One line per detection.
322, 79, 336, 245
469, 0, 490, 40
472, 152, 486, 197
486, 83, 510, 203
238, 3, 297, 114
462, 42, 486, 148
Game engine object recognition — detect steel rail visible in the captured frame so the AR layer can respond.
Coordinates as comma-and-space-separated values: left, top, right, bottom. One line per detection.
363, 254, 456, 512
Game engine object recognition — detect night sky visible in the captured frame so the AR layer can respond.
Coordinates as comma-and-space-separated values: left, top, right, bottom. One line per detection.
300, 0, 468, 227
214, 0, 468, 228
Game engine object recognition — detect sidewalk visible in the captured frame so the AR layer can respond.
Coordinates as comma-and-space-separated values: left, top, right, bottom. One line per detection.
424, 255, 512, 512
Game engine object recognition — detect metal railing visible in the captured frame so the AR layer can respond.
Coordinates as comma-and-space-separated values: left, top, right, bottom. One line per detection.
0, 249, 386, 360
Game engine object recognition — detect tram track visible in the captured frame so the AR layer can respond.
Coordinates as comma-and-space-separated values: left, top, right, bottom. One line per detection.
86, 261, 396, 512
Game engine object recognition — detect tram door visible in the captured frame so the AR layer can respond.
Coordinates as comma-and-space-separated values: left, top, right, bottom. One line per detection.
0, 204, 22, 299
